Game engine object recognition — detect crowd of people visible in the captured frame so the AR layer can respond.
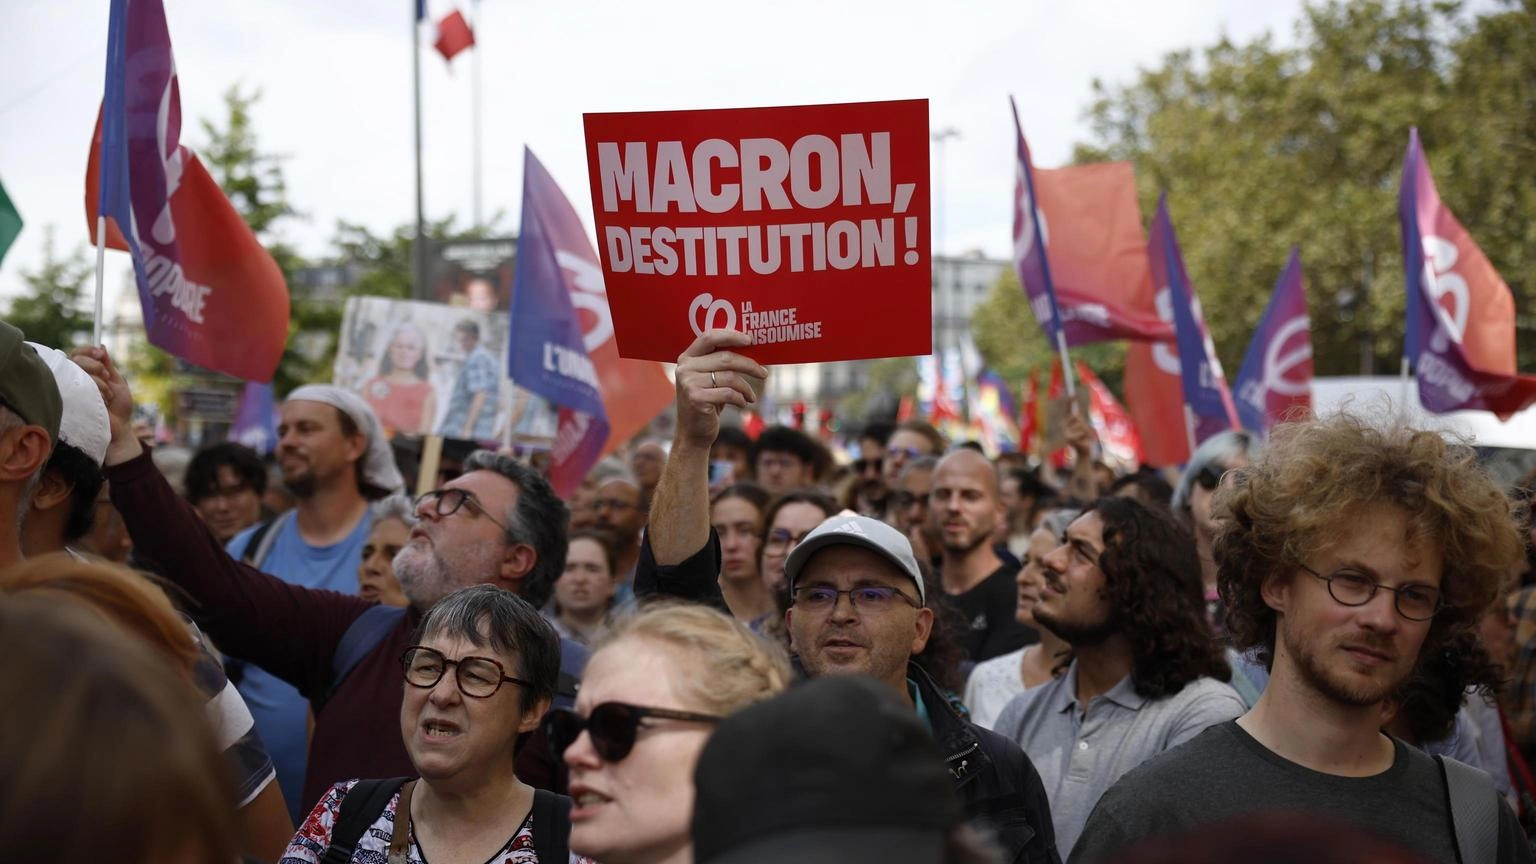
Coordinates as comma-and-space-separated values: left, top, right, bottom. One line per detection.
5, 318, 1536, 864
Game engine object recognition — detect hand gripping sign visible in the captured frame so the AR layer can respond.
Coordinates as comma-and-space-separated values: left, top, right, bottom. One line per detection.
583, 100, 932, 363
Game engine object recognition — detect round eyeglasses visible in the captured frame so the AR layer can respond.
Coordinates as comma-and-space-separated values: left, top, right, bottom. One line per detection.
1298, 564, 1443, 622
400, 645, 530, 698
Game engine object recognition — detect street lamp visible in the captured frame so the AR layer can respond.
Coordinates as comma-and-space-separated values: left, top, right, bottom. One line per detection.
931, 126, 961, 258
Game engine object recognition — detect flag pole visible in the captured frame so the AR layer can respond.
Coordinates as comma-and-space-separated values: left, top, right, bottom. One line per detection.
93, 217, 106, 346
412, 0, 428, 301
471, 0, 483, 229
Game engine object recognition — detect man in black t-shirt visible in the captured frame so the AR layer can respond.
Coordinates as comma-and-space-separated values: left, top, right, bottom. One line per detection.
930, 448, 1036, 662
1071, 415, 1531, 864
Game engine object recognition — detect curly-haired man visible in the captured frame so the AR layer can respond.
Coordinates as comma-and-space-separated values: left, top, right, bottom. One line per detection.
1071, 413, 1530, 864
993, 495, 1245, 858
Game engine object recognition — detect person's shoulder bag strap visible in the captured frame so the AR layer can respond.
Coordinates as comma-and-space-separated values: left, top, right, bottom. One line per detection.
316, 603, 410, 714
320, 777, 411, 864
530, 788, 572, 863
1439, 754, 1501, 864
240, 510, 294, 568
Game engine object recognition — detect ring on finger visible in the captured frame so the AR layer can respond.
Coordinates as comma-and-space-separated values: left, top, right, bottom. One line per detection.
710, 371, 718, 388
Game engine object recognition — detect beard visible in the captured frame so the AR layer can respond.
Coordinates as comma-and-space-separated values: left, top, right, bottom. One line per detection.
940, 524, 993, 557
1033, 601, 1116, 648
394, 536, 505, 608
1281, 615, 1410, 708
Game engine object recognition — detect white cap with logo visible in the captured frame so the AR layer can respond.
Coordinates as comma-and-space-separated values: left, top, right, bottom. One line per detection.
782, 514, 926, 604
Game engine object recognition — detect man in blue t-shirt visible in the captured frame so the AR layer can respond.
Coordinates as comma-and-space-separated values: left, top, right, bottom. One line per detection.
226, 384, 403, 822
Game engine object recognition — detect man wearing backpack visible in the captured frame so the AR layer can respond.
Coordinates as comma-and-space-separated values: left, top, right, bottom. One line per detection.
1070, 415, 1532, 864
224, 383, 402, 821
76, 346, 577, 821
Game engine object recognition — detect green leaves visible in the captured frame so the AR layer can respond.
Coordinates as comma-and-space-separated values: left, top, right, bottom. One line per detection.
1080, 0, 1535, 375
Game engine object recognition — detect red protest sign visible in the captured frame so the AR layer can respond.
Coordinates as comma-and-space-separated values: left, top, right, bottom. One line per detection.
583, 99, 932, 364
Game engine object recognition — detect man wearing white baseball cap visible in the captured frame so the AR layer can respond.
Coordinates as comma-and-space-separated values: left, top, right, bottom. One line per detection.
638, 329, 1063, 864
19, 342, 111, 559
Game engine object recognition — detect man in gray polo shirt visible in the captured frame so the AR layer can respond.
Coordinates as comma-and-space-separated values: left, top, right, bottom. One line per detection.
993, 496, 1243, 857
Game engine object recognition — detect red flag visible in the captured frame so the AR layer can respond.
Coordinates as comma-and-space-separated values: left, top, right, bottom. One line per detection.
85, 112, 288, 382
1124, 341, 1189, 467
1078, 361, 1145, 466
434, 9, 475, 62
1030, 162, 1173, 344
1018, 370, 1039, 456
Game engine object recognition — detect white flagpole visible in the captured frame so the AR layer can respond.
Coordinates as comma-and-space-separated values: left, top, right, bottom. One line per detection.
93, 217, 107, 346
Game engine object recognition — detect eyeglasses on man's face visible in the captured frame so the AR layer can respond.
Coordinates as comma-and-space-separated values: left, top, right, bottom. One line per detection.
1299, 563, 1443, 621
414, 488, 509, 532
791, 584, 921, 612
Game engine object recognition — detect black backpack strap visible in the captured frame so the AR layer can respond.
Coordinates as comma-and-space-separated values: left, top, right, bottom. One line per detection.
529, 788, 572, 863
239, 513, 284, 566
1438, 754, 1500, 864
316, 604, 409, 714
320, 777, 411, 864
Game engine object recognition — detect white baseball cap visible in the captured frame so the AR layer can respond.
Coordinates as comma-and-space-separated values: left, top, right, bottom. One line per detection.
27, 342, 110, 466
783, 514, 926, 604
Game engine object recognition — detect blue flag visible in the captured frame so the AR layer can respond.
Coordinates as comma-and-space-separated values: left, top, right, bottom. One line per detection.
1149, 195, 1238, 445
509, 147, 611, 494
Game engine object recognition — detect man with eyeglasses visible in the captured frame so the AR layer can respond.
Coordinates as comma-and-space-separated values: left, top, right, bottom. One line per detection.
1071, 414, 1530, 864
992, 497, 1244, 857
76, 346, 584, 820
639, 330, 1063, 864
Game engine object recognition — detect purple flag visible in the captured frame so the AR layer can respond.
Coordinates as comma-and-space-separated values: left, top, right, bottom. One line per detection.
1010, 97, 1066, 346
1234, 248, 1313, 436
91, 0, 288, 381
509, 147, 610, 497
229, 381, 277, 454
1399, 128, 1536, 417
1149, 195, 1238, 445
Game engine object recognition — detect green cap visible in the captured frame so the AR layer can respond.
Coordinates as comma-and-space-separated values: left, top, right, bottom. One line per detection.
0, 321, 63, 445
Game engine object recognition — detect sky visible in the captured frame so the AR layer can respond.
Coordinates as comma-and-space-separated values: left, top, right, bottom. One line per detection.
0, 0, 1314, 314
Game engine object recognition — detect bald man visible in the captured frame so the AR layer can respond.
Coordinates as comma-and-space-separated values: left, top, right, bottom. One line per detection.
931, 449, 1037, 663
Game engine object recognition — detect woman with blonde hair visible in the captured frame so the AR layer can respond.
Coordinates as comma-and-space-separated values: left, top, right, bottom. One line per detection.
0, 553, 291, 862
548, 603, 793, 864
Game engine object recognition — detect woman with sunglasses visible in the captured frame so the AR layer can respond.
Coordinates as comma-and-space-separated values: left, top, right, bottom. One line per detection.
548, 603, 792, 864
282, 584, 591, 864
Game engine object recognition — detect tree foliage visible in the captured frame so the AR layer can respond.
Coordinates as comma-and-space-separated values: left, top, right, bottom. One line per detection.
6, 228, 93, 349
1076, 0, 1536, 376
971, 267, 1128, 395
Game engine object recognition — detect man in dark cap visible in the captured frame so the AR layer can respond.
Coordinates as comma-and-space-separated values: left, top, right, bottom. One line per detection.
0, 321, 62, 570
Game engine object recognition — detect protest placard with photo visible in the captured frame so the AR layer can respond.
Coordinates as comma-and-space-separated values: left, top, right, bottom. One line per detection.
334, 296, 557, 446
583, 99, 932, 364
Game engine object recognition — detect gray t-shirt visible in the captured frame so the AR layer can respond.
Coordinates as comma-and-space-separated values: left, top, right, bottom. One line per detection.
993, 664, 1246, 856
1069, 719, 1530, 864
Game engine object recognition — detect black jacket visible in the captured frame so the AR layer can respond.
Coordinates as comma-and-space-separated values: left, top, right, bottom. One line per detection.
635, 530, 1062, 864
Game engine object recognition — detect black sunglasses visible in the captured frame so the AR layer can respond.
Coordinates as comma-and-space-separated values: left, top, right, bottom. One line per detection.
543, 702, 721, 763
